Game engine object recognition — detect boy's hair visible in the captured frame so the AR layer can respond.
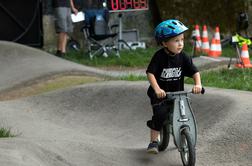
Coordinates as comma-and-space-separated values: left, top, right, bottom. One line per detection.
155, 19, 188, 45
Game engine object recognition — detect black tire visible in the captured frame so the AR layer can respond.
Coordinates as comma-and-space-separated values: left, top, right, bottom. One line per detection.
158, 123, 170, 151
180, 128, 196, 166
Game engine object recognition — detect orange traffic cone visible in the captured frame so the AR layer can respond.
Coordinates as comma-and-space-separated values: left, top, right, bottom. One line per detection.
236, 43, 252, 68
214, 26, 222, 56
208, 38, 219, 57
194, 25, 202, 52
201, 25, 210, 54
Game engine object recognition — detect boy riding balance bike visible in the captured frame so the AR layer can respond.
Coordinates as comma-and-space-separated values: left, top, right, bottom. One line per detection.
146, 19, 203, 166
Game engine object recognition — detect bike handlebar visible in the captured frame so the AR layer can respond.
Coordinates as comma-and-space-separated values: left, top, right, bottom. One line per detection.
152, 88, 205, 107
165, 87, 205, 96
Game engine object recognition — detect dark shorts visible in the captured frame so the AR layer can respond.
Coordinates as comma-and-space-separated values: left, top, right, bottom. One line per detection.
54, 7, 73, 33
147, 90, 173, 131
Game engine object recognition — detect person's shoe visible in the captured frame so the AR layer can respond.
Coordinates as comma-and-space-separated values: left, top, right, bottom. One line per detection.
61, 52, 66, 57
147, 141, 159, 154
55, 50, 62, 57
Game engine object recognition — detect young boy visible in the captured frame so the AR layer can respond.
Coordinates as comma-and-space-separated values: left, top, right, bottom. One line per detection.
146, 19, 202, 154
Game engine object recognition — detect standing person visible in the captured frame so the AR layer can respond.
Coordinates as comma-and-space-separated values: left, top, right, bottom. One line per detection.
146, 19, 202, 154
52, 0, 78, 57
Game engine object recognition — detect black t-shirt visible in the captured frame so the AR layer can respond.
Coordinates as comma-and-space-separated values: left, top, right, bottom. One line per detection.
52, 0, 70, 8
146, 48, 198, 97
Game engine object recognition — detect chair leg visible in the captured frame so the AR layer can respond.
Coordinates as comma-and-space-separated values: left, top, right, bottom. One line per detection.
102, 46, 108, 57
89, 52, 94, 60
115, 48, 120, 57
91, 47, 104, 59
86, 36, 121, 59
118, 39, 132, 50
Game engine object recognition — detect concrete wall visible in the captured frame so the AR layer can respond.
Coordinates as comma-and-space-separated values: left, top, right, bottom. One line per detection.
41, 0, 156, 51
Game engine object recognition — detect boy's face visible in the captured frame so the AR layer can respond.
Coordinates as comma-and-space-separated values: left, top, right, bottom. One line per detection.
162, 33, 184, 54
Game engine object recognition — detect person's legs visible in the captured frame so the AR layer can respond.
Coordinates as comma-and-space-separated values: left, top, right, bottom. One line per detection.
150, 129, 159, 142
58, 32, 68, 53
54, 7, 72, 57
147, 116, 160, 154
60, 8, 72, 54
147, 129, 159, 154
147, 99, 171, 154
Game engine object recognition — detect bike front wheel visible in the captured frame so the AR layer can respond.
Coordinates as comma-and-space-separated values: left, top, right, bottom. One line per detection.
158, 123, 170, 151
180, 128, 196, 166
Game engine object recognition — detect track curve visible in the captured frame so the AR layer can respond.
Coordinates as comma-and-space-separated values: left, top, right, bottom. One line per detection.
0, 41, 251, 166
0, 81, 251, 166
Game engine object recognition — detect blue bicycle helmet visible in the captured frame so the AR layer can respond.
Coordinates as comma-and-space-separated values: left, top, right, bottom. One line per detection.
155, 19, 188, 44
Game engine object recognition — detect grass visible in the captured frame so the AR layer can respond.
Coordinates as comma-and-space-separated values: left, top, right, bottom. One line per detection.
0, 127, 15, 138
64, 47, 156, 68
64, 42, 239, 68
120, 68, 252, 91
0, 75, 104, 101
119, 67, 252, 91
29, 75, 103, 95
185, 68, 252, 91
119, 74, 147, 81
62, 42, 252, 92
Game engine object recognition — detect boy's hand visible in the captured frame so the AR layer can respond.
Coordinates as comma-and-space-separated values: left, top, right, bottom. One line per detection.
155, 88, 166, 99
192, 85, 202, 94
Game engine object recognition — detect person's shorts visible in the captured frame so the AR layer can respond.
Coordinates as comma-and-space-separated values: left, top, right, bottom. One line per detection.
54, 7, 73, 33
147, 90, 173, 131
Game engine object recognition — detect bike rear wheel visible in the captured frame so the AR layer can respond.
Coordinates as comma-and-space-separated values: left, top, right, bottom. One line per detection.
158, 123, 170, 151
180, 128, 196, 166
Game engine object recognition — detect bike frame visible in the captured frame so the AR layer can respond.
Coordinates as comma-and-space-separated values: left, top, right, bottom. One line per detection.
167, 91, 197, 151
157, 89, 204, 166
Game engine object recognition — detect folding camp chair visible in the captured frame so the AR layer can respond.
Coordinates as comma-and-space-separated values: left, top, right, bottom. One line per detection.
81, 9, 119, 59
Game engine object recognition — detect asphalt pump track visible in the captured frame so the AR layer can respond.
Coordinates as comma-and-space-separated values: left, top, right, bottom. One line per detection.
0, 41, 251, 166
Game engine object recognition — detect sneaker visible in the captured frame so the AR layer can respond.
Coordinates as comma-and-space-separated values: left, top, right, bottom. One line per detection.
55, 50, 62, 57
55, 50, 66, 57
61, 52, 66, 57
147, 141, 159, 154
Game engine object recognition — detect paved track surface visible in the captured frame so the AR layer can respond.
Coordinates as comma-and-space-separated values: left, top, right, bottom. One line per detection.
0, 41, 251, 166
